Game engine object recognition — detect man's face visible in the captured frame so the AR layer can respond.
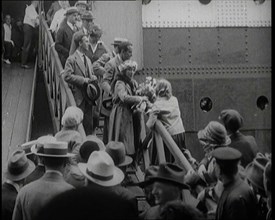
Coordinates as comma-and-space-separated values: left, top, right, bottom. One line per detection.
121, 45, 132, 61
77, 5, 87, 14
83, 20, 94, 30
5, 15, 11, 25
152, 181, 180, 206
68, 12, 78, 25
80, 36, 90, 51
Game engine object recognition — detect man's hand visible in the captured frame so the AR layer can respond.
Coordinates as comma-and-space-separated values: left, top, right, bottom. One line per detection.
89, 75, 98, 82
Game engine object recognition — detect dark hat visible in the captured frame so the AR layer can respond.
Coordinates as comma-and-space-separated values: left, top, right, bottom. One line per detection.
198, 121, 231, 149
81, 11, 94, 21
65, 7, 79, 16
135, 165, 159, 188
86, 81, 100, 105
111, 37, 128, 46
88, 24, 102, 37
219, 109, 243, 133
105, 141, 133, 167
79, 140, 100, 162
5, 149, 36, 181
245, 153, 270, 192
211, 147, 242, 161
32, 141, 74, 158
149, 163, 190, 189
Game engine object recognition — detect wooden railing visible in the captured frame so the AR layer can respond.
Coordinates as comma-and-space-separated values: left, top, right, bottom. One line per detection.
38, 3, 86, 139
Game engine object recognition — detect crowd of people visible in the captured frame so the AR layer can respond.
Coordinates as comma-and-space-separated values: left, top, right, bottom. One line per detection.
2, 1, 272, 220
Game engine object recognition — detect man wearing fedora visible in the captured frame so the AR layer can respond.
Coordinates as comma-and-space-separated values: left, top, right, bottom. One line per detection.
63, 32, 99, 135
2, 150, 35, 220
12, 141, 75, 220
139, 163, 191, 220
69, 10, 94, 55
212, 147, 258, 220
219, 109, 259, 167
78, 150, 138, 215
55, 6, 79, 67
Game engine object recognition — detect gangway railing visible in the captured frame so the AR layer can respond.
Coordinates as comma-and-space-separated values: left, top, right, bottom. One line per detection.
38, 3, 86, 139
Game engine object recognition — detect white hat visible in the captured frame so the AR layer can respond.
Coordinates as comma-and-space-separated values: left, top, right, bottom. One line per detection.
78, 151, 124, 187
30, 135, 57, 154
61, 106, 83, 128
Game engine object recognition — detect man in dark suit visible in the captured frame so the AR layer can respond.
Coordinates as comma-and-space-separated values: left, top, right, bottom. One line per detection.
69, 10, 94, 55
2, 150, 35, 220
213, 147, 258, 220
12, 141, 75, 220
101, 41, 133, 143
219, 109, 259, 167
55, 7, 79, 67
63, 32, 98, 135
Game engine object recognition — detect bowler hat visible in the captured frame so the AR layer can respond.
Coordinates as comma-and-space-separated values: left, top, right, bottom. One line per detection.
86, 81, 100, 105
65, 7, 79, 16
20, 140, 37, 155
79, 140, 100, 162
5, 149, 35, 181
81, 11, 94, 21
32, 141, 74, 158
245, 153, 269, 192
219, 109, 243, 133
211, 147, 242, 161
149, 163, 190, 189
111, 37, 128, 46
78, 151, 125, 186
198, 121, 231, 149
105, 141, 133, 167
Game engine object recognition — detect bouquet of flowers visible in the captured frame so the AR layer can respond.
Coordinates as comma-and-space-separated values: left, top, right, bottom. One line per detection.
136, 76, 157, 103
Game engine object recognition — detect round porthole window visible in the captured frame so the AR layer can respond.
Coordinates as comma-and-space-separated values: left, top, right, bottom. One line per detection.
254, 0, 265, 5
257, 96, 269, 110
199, 0, 212, 5
200, 97, 212, 112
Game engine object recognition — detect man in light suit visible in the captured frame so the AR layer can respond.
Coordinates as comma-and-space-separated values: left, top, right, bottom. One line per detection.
101, 41, 133, 144
55, 7, 79, 67
12, 141, 75, 220
63, 32, 98, 135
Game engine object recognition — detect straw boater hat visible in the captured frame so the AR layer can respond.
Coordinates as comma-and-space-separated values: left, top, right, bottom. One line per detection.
20, 140, 37, 156
31, 141, 74, 158
30, 135, 57, 154
4, 149, 36, 181
61, 106, 84, 128
78, 151, 125, 187
198, 121, 231, 151
111, 37, 128, 46
105, 141, 133, 167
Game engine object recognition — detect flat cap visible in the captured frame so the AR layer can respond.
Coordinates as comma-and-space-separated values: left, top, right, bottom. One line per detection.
211, 147, 242, 161
219, 109, 243, 133
65, 7, 79, 16
81, 11, 94, 20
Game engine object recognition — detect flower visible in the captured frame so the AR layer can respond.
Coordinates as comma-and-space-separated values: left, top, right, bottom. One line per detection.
136, 77, 157, 103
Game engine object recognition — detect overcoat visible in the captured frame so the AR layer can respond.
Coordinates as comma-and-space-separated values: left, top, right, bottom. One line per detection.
2, 182, 18, 220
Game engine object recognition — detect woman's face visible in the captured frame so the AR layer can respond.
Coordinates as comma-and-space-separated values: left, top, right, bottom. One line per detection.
125, 67, 135, 79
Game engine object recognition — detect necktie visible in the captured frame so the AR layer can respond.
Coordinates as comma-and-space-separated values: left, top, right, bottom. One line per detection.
83, 54, 89, 76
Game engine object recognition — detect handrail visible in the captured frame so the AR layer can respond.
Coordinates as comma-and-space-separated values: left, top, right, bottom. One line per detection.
38, 4, 86, 139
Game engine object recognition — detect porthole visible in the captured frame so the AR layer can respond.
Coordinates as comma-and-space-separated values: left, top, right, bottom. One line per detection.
200, 97, 212, 112
199, 0, 212, 5
254, 0, 265, 5
257, 96, 269, 110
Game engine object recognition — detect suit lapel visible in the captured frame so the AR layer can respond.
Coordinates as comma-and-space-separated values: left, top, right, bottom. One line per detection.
75, 52, 87, 77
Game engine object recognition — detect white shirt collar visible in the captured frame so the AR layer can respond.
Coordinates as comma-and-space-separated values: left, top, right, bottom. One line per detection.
45, 169, 63, 176
67, 21, 75, 31
6, 180, 20, 193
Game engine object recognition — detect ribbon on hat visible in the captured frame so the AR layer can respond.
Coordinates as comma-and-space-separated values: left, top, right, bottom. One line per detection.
86, 168, 113, 181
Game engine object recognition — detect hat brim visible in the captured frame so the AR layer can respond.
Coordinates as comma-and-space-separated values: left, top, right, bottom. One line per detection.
150, 177, 190, 189
117, 156, 133, 167
5, 159, 36, 181
78, 163, 125, 187
31, 146, 75, 158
